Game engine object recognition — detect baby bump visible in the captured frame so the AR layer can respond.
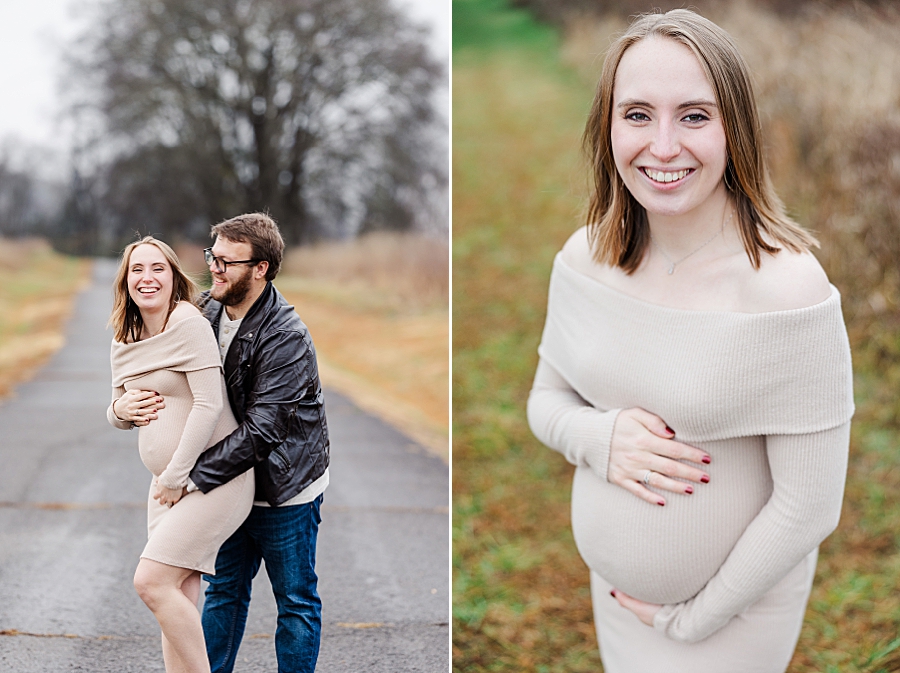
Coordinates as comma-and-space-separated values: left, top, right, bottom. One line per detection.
138, 401, 193, 475
571, 436, 772, 605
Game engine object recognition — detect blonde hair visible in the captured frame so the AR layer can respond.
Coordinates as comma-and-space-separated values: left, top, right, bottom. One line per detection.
583, 9, 817, 273
109, 236, 199, 343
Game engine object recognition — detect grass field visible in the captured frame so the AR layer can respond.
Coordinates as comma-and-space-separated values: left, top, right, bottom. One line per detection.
452, 1, 900, 671
0, 239, 91, 400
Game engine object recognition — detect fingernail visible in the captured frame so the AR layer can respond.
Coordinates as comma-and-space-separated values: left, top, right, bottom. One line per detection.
665, 425, 675, 435
657, 500, 665, 506
701, 475, 710, 483
610, 590, 616, 598
702, 455, 711, 464
685, 486, 693, 494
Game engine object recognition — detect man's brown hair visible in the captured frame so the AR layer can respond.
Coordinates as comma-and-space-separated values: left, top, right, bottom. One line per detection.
211, 212, 284, 281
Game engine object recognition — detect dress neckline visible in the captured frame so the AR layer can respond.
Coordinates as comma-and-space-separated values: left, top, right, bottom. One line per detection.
553, 253, 839, 318
115, 313, 208, 346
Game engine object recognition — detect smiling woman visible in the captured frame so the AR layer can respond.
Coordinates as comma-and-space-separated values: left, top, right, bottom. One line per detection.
107, 235, 254, 673
525, 9, 854, 672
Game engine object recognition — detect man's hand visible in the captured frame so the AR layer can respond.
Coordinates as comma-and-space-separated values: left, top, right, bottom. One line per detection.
153, 484, 187, 507
114, 389, 165, 427
610, 588, 662, 627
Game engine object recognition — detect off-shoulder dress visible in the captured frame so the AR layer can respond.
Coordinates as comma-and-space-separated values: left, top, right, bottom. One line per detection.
109, 313, 254, 574
527, 253, 854, 673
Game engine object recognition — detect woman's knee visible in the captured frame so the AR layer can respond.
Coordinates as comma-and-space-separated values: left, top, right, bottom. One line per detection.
133, 559, 180, 609
133, 562, 162, 607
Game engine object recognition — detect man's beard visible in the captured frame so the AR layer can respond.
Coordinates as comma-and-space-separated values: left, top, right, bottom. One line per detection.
211, 267, 253, 307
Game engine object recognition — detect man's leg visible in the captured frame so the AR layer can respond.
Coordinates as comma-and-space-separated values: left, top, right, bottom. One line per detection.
257, 494, 323, 673
202, 517, 262, 673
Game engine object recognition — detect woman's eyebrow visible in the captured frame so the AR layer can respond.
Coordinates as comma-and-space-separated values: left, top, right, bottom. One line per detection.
617, 98, 653, 109
678, 99, 718, 109
616, 98, 719, 110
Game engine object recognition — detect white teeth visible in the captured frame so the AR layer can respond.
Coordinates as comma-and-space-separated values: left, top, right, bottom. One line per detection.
644, 169, 689, 183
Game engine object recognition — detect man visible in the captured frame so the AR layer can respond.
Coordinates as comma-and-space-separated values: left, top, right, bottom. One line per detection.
126, 213, 329, 672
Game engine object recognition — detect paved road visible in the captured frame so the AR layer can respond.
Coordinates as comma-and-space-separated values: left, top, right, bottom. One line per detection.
0, 259, 449, 672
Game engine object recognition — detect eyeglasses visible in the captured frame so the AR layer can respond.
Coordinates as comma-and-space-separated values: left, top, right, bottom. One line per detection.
204, 247, 259, 273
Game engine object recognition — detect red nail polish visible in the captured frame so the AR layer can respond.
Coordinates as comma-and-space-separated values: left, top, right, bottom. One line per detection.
702, 455, 711, 464
658, 500, 665, 506
685, 486, 693, 494
665, 425, 675, 435
701, 475, 710, 483
610, 590, 616, 598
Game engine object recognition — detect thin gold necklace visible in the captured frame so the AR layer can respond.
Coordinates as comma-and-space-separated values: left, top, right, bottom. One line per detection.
650, 209, 734, 275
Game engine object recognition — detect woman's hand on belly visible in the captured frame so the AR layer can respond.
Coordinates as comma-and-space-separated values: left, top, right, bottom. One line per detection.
608, 408, 712, 506
115, 389, 166, 427
610, 588, 662, 627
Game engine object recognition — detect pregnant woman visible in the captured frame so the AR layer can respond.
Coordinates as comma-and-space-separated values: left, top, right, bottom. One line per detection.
527, 10, 853, 672
108, 236, 254, 672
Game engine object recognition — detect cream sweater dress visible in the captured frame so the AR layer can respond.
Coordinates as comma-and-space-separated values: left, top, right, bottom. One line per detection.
109, 314, 254, 574
527, 254, 854, 673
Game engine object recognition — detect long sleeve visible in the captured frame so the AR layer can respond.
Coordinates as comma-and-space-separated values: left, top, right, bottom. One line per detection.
653, 422, 850, 643
527, 358, 621, 482
107, 384, 132, 430
156, 367, 224, 490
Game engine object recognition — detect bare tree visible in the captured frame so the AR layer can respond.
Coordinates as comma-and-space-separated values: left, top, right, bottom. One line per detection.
0, 141, 66, 239
68, 0, 445, 246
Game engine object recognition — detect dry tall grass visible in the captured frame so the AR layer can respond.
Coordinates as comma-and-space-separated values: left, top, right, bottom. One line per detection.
0, 239, 90, 400
282, 232, 449, 311
279, 232, 449, 455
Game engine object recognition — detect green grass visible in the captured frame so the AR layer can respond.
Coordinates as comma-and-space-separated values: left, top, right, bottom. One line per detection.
453, 0, 559, 54
452, 1, 900, 671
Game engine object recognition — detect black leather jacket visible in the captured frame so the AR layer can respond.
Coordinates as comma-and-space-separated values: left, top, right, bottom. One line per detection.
189, 282, 330, 506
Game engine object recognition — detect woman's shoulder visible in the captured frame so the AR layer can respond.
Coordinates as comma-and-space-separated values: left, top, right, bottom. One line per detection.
559, 227, 623, 285
737, 247, 831, 313
560, 226, 593, 269
168, 301, 203, 325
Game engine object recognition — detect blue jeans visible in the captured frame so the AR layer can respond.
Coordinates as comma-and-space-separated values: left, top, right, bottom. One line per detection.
202, 495, 323, 673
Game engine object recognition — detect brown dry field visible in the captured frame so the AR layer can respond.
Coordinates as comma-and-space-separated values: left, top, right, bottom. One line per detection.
0, 239, 91, 400
277, 278, 449, 459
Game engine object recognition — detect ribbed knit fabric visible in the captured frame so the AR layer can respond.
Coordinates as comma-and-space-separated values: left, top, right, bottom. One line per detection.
527, 253, 854, 669
109, 313, 254, 574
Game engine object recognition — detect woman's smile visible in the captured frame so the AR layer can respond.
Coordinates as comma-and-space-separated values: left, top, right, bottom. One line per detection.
640, 168, 693, 185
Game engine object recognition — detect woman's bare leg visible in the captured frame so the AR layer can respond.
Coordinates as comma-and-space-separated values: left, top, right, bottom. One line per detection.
135, 559, 209, 673
160, 571, 204, 672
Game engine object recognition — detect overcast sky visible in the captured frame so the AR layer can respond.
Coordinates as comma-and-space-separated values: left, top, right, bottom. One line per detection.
0, 0, 449, 173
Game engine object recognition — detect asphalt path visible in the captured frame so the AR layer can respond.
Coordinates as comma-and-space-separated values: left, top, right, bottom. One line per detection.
0, 259, 449, 672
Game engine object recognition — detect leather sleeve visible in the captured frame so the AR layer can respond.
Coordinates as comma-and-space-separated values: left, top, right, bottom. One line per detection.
188, 328, 315, 492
